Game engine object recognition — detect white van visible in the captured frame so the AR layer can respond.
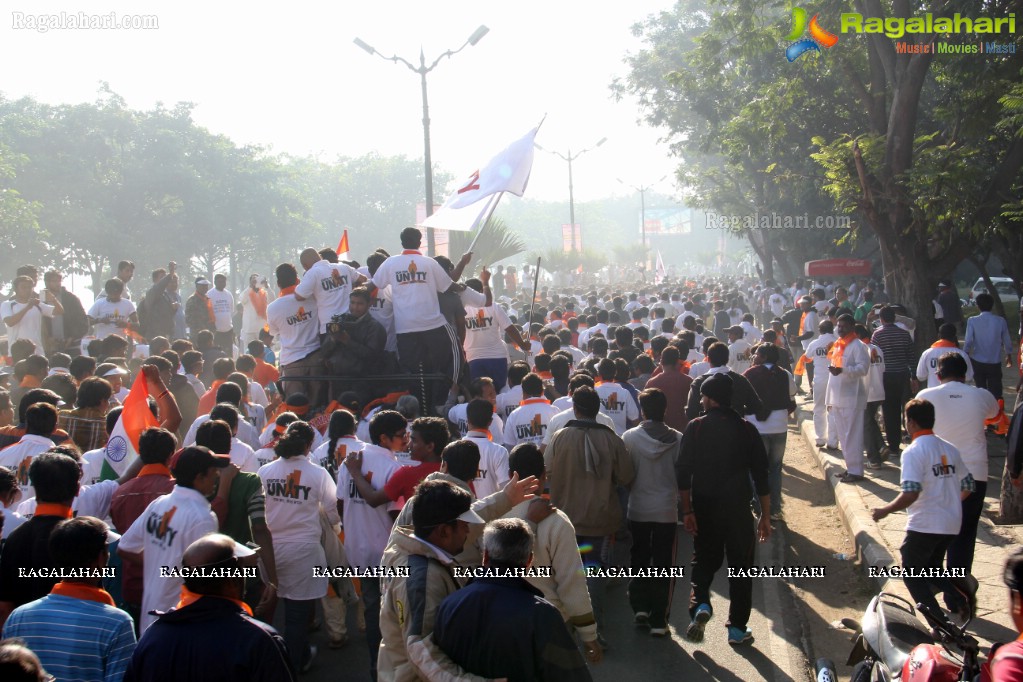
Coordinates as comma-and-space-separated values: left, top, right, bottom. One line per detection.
969, 277, 1020, 306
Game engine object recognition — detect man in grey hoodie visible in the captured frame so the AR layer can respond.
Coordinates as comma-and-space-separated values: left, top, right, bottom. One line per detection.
623, 388, 682, 637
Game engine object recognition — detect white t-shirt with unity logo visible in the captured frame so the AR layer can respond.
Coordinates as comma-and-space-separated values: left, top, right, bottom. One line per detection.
463, 304, 513, 362
371, 251, 452, 334
503, 398, 560, 450
295, 259, 361, 333
595, 382, 639, 436
335, 443, 401, 569
267, 292, 320, 365
118, 485, 218, 632
258, 456, 338, 545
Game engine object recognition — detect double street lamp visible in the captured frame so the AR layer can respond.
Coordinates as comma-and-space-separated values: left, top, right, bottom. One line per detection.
534, 137, 607, 252
354, 25, 490, 256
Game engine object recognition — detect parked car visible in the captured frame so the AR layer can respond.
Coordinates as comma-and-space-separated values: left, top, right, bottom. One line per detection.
969, 276, 1020, 306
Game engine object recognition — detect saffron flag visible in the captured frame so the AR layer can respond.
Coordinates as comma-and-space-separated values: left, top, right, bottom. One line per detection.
100, 373, 159, 480
336, 230, 350, 258
422, 124, 540, 231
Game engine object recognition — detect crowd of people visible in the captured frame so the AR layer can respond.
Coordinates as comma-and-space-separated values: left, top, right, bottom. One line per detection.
0, 228, 1021, 681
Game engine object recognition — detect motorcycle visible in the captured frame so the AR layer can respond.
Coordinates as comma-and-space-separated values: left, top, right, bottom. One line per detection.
834, 592, 982, 681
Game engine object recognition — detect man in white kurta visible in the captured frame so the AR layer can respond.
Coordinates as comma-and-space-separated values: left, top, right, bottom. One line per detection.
825, 314, 870, 481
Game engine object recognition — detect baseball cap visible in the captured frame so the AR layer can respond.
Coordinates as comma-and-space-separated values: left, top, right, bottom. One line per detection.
726, 325, 744, 335
195, 277, 211, 286
100, 366, 129, 378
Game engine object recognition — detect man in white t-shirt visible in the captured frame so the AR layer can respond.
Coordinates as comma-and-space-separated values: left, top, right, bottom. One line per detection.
768, 289, 787, 320
463, 273, 529, 393
370, 228, 466, 408
804, 320, 838, 448
594, 359, 640, 436
206, 274, 236, 354
503, 374, 561, 450
871, 399, 975, 623
916, 353, 999, 582
266, 263, 324, 408
462, 399, 511, 500
87, 278, 138, 341
118, 446, 226, 631
447, 377, 504, 442
916, 323, 973, 389
294, 248, 366, 334
726, 326, 753, 375
1, 275, 60, 356
856, 325, 887, 468
365, 253, 398, 359
335, 408, 407, 675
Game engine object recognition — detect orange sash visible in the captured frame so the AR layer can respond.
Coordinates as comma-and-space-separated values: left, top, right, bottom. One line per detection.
828, 333, 855, 368
930, 339, 957, 349
249, 288, 268, 319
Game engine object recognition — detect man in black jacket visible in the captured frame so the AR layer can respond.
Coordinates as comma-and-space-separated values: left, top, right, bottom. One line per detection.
140, 264, 179, 342
125, 533, 293, 682
686, 342, 763, 420
432, 518, 594, 680
677, 373, 771, 647
42, 270, 88, 355
321, 287, 387, 403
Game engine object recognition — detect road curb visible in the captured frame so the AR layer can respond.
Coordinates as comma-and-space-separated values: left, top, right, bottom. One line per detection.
794, 403, 895, 593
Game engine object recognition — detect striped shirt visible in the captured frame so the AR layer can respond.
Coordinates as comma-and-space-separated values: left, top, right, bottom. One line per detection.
871, 324, 915, 373
2, 593, 136, 682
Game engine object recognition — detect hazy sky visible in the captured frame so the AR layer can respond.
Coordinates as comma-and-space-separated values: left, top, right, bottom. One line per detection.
2, 0, 680, 206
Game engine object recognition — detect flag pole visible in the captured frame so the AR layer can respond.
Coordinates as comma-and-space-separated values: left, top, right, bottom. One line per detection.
524, 256, 542, 362
465, 192, 504, 255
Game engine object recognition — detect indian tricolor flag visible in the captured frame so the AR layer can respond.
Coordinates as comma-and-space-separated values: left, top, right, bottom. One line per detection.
100, 373, 159, 480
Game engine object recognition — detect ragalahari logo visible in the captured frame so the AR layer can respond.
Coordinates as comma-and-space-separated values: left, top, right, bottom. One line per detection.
786, 7, 839, 61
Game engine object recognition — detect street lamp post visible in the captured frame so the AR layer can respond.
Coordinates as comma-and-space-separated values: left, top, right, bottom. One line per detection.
535, 137, 607, 251
617, 175, 668, 250
354, 26, 489, 256
618, 175, 668, 278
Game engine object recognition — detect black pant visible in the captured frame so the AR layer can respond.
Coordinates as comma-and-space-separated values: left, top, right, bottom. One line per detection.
947, 481, 987, 574
881, 371, 910, 450
214, 329, 234, 354
689, 502, 756, 630
396, 326, 461, 410
900, 531, 964, 616
628, 520, 677, 628
972, 361, 1004, 402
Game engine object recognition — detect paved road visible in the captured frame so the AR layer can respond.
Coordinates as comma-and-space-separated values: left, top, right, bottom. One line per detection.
291, 521, 814, 682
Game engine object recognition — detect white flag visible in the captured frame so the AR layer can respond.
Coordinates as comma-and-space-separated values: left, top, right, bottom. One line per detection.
655, 250, 667, 284
422, 125, 538, 231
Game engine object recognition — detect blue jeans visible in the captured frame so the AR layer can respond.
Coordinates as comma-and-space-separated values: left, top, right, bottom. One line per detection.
283, 597, 316, 675
761, 432, 787, 514
468, 357, 509, 392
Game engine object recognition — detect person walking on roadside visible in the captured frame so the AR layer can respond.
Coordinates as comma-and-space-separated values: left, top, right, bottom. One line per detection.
916, 353, 999, 583
964, 292, 1014, 433
871, 399, 976, 625
827, 314, 871, 483
872, 306, 916, 456
677, 373, 771, 646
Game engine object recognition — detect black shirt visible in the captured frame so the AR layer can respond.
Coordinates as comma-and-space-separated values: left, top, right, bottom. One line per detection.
0, 513, 67, 606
